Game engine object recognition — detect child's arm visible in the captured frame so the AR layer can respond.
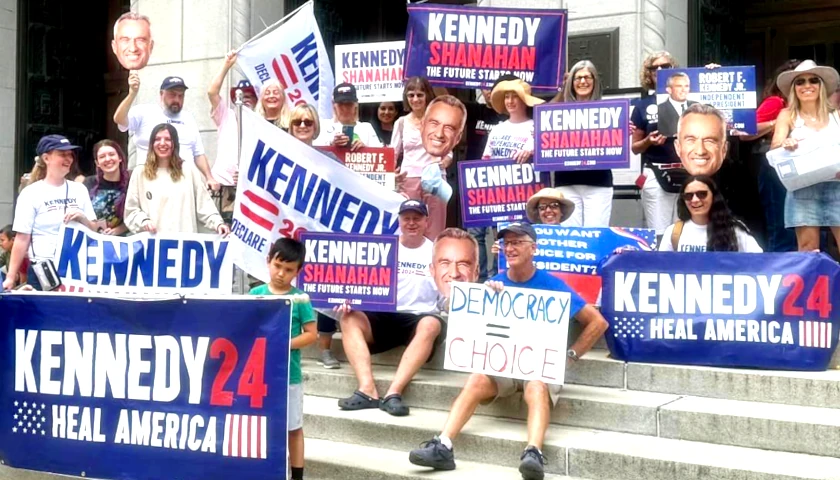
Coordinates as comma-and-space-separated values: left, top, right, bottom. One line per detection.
290, 321, 317, 350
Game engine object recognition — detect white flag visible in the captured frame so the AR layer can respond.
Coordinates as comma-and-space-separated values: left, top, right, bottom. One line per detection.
237, 2, 334, 120
229, 109, 405, 282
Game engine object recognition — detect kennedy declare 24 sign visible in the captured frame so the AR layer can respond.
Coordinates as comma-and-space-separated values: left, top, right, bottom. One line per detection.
0, 294, 291, 480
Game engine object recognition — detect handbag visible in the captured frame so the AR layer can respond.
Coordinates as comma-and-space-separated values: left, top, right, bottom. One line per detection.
28, 181, 68, 291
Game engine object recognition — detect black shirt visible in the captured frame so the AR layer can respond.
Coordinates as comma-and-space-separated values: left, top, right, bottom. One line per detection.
631, 94, 680, 166
465, 103, 506, 161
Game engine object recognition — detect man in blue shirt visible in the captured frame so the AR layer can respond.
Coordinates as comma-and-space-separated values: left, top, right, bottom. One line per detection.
409, 222, 609, 480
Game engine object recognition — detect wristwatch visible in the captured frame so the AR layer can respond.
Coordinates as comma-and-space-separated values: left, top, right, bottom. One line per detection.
566, 349, 579, 362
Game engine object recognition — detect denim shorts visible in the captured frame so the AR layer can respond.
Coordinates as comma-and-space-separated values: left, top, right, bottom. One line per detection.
785, 181, 840, 228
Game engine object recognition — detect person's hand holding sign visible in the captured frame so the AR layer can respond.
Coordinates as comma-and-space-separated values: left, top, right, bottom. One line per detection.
512, 149, 533, 164
782, 138, 799, 151
645, 130, 666, 147
128, 71, 140, 95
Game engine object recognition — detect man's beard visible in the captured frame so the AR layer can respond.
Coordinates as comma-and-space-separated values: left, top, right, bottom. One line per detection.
166, 103, 182, 114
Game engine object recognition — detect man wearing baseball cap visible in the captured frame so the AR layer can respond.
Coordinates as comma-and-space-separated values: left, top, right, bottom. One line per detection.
334, 199, 443, 417
314, 82, 383, 149
410, 222, 608, 479
113, 74, 219, 190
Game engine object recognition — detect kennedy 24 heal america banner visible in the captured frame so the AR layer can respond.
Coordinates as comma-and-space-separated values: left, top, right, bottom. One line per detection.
404, 4, 567, 92
0, 294, 291, 480
601, 252, 840, 371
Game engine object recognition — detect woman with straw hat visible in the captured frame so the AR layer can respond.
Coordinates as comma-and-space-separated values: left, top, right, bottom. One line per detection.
483, 77, 543, 163
770, 60, 840, 253
491, 187, 575, 254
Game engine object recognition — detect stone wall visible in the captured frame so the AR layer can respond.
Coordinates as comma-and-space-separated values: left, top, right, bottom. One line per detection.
0, 0, 17, 225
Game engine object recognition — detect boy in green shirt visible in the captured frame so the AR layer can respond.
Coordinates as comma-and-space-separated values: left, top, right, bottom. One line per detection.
249, 238, 316, 480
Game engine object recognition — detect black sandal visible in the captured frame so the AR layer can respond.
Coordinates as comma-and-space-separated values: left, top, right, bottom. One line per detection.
379, 393, 410, 416
338, 390, 380, 410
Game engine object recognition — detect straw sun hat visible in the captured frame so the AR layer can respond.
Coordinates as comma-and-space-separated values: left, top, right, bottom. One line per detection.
525, 188, 575, 223
490, 78, 545, 114
776, 60, 840, 95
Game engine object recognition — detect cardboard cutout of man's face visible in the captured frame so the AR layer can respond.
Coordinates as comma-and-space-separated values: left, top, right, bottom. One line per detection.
422, 102, 465, 158
112, 19, 154, 70
667, 76, 690, 102
675, 112, 728, 176
430, 237, 478, 300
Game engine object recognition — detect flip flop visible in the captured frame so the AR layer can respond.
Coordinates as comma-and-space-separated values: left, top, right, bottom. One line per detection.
379, 393, 410, 416
338, 390, 380, 410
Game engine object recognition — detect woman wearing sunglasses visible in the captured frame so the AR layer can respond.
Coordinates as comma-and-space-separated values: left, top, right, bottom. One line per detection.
659, 175, 762, 252
770, 60, 840, 253
289, 104, 321, 146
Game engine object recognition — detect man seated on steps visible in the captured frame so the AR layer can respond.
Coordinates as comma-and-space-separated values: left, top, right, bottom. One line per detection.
335, 200, 443, 417
409, 222, 609, 480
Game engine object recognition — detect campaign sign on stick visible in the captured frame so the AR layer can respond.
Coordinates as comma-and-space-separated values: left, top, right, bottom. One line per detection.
458, 159, 550, 228
444, 282, 570, 385
298, 232, 398, 311
317, 146, 396, 190
0, 293, 291, 479
404, 4, 567, 92
534, 99, 630, 172
656, 66, 757, 134
498, 225, 655, 304
335, 41, 405, 103
601, 252, 840, 370
54, 223, 233, 295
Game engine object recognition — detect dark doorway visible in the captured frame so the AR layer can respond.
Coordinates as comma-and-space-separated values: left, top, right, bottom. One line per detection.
15, 0, 129, 182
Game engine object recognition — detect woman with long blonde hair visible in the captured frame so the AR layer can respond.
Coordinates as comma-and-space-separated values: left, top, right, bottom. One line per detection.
256, 79, 291, 130
771, 60, 840, 252
124, 123, 229, 235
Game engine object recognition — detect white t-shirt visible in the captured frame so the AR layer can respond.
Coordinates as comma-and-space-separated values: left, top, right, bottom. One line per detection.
397, 238, 439, 314
13, 180, 97, 262
120, 103, 205, 168
659, 220, 763, 253
482, 119, 535, 159
314, 120, 383, 148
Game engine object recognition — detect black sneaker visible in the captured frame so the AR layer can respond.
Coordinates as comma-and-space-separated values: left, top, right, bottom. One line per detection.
519, 445, 546, 480
408, 437, 456, 471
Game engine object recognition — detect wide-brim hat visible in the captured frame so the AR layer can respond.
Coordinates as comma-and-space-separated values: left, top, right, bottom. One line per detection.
777, 60, 840, 96
525, 187, 574, 223
490, 78, 545, 114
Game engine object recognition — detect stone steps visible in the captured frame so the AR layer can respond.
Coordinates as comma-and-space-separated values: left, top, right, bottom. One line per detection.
303, 395, 840, 480
302, 360, 840, 458
303, 337, 840, 408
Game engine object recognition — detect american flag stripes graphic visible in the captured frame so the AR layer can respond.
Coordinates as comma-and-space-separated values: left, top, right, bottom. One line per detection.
272, 54, 300, 90
798, 321, 832, 348
240, 189, 280, 232
222, 414, 268, 459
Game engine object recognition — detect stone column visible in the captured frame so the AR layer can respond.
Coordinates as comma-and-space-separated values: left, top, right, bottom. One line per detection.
642, 0, 666, 57
0, 1, 17, 223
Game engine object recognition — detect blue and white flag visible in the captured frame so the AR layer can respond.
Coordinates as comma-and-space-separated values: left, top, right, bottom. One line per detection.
237, 1, 334, 120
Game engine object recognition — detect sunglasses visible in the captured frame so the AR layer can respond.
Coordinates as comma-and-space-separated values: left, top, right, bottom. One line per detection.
291, 119, 314, 127
573, 75, 594, 83
647, 63, 673, 71
537, 202, 562, 212
794, 77, 821, 86
683, 190, 709, 201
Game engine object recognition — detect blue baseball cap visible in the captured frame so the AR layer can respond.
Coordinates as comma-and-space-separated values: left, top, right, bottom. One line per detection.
497, 222, 537, 242
160, 76, 189, 90
36, 134, 81, 155
399, 199, 428, 216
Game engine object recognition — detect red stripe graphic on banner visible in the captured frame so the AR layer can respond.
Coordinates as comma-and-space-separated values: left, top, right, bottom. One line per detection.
272, 59, 289, 89
240, 203, 274, 231
281, 54, 300, 84
244, 190, 279, 215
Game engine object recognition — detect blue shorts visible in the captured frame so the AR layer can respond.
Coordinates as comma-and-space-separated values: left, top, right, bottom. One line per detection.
785, 181, 840, 228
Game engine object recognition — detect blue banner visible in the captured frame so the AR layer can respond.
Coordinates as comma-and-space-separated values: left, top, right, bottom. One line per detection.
534, 99, 631, 172
298, 232, 398, 311
404, 4, 567, 92
458, 159, 550, 229
601, 252, 840, 371
498, 225, 655, 304
656, 66, 757, 134
0, 293, 291, 479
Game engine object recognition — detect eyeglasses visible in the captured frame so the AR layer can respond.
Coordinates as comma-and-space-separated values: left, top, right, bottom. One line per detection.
503, 240, 534, 249
794, 77, 821, 86
537, 202, 562, 212
647, 63, 673, 71
573, 75, 594, 83
682, 190, 710, 201
291, 119, 314, 127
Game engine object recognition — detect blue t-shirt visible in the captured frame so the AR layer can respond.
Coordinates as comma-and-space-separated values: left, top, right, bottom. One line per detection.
630, 95, 679, 166
490, 269, 587, 318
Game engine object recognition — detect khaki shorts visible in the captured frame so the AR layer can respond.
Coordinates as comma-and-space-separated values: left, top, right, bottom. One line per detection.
490, 377, 563, 408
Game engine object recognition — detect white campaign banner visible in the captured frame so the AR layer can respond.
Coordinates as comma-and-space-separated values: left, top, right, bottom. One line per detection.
767, 130, 840, 192
237, 1, 334, 120
230, 109, 406, 282
444, 282, 571, 386
335, 41, 405, 103
54, 222, 233, 294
